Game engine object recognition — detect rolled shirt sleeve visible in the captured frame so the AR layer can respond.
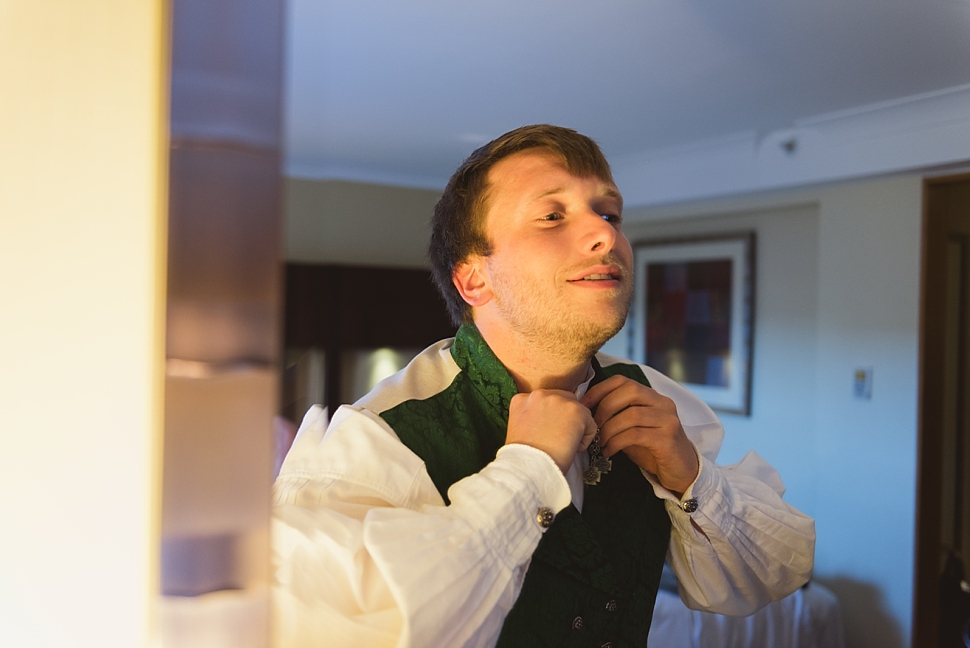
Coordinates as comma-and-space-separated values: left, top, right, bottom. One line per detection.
637, 367, 816, 616
272, 405, 572, 648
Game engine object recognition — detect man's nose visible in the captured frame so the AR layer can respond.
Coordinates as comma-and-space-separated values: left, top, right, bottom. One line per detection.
584, 212, 617, 253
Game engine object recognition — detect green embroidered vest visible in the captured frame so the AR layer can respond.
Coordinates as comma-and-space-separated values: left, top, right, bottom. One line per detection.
381, 325, 671, 648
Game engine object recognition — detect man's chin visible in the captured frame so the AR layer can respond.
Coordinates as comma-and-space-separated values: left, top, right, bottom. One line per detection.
597, 299, 631, 338
565, 313, 628, 360
594, 320, 627, 351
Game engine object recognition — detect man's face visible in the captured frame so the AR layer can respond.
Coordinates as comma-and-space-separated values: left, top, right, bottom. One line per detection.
473, 148, 634, 359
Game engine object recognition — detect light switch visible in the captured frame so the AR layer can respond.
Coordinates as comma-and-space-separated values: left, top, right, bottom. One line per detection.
853, 367, 873, 399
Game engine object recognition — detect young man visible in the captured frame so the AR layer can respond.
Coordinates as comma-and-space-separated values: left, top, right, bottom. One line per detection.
273, 125, 815, 647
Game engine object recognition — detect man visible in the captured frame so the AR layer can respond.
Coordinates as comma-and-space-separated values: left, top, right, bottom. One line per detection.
273, 124, 815, 647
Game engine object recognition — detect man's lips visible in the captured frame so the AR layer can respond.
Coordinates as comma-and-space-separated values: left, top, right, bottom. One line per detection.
567, 265, 624, 282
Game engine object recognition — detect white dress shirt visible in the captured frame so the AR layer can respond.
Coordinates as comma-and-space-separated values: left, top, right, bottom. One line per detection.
272, 343, 815, 648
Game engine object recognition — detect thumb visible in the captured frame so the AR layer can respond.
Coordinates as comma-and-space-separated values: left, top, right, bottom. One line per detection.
577, 416, 598, 453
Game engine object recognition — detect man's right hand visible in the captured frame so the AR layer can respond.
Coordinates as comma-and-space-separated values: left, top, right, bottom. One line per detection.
505, 390, 598, 475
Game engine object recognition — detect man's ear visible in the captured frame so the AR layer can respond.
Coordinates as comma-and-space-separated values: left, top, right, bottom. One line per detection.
452, 257, 492, 308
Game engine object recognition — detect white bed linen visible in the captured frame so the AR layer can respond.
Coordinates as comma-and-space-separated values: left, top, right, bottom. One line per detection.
648, 581, 845, 648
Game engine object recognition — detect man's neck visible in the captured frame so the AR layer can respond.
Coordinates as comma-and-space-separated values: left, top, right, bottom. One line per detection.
472, 318, 593, 393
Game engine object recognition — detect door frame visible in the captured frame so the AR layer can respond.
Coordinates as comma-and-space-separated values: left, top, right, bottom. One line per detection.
913, 172, 970, 647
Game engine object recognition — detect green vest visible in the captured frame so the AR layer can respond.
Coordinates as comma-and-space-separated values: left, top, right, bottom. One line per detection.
381, 325, 671, 648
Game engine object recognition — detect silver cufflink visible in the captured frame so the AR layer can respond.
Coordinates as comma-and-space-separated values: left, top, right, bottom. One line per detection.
536, 506, 555, 528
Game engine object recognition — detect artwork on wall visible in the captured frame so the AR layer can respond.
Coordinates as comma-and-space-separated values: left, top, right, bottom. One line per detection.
630, 233, 755, 415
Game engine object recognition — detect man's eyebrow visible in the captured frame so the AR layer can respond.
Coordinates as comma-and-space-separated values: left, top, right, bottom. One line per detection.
603, 186, 623, 204
531, 185, 624, 203
531, 186, 567, 201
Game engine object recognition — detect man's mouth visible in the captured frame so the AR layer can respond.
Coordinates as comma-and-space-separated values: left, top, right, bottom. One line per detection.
568, 265, 624, 282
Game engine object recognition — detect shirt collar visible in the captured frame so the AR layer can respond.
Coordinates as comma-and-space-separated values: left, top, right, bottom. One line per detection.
451, 323, 519, 420
451, 323, 602, 418
575, 364, 596, 400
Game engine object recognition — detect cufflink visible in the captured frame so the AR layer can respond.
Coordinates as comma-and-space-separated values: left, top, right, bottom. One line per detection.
536, 506, 555, 528
680, 498, 698, 513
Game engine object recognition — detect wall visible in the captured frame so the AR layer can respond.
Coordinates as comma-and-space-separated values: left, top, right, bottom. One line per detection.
285, 178, 441, 267
619, 203, 821, 517
813, 176, 922, 648
0, 2, 167, 646
621, 175, 922, 648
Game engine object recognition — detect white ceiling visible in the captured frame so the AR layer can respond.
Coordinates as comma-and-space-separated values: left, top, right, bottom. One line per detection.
284, 0, 970, 203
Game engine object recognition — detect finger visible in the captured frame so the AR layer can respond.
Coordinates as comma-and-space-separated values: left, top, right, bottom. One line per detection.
598, 401, 681, 443
592, 381, 668, 428
600, 424, 657, 459
599, 427, 661, 474
596, 383, 680, 427
604, 425, 699, 493
584, 377, 642, 427
555, 388, 582, 399
597, 405, 647, 445
514, 388, 580, 402
577, 416, 598, 453
601, 409, 687, 467
580, 374, 628, 409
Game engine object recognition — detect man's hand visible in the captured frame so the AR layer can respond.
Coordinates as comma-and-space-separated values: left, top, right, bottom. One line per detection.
506, 390, 598, 475
581, 375, 699, 495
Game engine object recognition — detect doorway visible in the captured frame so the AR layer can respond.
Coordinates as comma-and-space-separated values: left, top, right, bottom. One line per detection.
915, 173, 970, 647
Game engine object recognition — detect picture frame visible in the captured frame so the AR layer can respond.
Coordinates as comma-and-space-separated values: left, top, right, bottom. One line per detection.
629, 232, 755, 416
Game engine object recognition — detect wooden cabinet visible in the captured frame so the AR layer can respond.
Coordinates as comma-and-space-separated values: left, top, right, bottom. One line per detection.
283, 263, 455, 414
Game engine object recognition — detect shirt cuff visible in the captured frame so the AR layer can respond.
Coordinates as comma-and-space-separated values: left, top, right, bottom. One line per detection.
495, 444, 572, 515
641, 442, 706, 511
679, 448, 707, 502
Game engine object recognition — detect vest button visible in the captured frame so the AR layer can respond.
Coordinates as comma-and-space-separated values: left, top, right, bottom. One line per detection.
605, 599, 617, 612
571, 616, 583, 630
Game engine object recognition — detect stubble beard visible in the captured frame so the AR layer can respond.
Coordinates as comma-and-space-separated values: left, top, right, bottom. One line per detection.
487, 257, 634, 365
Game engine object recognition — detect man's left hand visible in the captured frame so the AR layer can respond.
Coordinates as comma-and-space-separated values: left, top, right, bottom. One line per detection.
580, 375, 699, 495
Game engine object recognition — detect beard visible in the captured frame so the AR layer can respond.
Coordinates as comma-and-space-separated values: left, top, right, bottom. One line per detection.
486, 254, 633, 364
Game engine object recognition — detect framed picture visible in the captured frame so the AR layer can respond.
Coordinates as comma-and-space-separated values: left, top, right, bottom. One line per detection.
630, 232, 755, 415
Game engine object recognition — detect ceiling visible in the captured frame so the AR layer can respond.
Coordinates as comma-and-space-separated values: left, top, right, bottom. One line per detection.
283, 0, 970, 202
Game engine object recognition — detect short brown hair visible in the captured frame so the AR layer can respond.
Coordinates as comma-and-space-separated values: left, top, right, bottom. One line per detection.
428, 124, 614, 326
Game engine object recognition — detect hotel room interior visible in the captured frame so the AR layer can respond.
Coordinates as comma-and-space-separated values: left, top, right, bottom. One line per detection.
3, 0, 970, 646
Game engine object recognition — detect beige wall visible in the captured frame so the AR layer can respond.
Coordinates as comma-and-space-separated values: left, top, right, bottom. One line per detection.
285, 178, 441, 267
621, 201, 820, 502
0, 2, 168, 646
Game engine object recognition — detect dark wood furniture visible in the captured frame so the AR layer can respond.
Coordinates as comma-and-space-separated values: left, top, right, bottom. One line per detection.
284, 262, 456, 413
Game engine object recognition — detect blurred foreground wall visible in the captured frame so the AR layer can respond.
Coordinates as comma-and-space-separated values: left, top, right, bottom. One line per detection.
0, 1, 169, 645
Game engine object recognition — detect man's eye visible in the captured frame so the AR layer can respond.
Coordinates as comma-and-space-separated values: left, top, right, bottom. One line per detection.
601, 213, 621, 223
542, 213, 563, 221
